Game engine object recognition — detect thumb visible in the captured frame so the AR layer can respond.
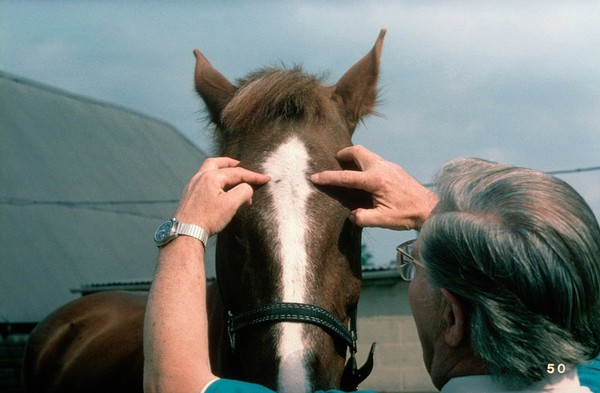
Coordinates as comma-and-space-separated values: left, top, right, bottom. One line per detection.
350, 208, 371, 228
226, 183, 254, 209
351, 207, 383, 228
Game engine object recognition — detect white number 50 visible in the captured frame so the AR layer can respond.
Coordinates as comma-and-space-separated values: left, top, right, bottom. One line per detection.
547, 363, 566, 374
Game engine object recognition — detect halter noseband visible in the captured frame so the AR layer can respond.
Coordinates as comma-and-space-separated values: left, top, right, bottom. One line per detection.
227, 302, 356, 352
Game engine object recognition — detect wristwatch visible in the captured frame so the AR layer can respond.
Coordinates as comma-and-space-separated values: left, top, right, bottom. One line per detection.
154, 218, 209, 248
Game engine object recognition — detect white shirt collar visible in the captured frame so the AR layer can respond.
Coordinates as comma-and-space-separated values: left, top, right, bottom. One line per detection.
441, 371, 591, 393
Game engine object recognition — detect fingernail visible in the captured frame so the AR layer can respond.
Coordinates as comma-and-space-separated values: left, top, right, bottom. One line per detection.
310, 173, 319, 182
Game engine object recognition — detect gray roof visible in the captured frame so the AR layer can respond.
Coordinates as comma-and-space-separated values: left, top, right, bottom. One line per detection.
0, 71, 215, 323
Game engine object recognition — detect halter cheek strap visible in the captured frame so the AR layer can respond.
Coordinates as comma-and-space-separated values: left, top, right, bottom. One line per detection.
341, 341, 376, 392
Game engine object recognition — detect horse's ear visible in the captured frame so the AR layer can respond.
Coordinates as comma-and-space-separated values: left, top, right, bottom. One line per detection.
333, 29, 386, 134
194, 49, 236, 125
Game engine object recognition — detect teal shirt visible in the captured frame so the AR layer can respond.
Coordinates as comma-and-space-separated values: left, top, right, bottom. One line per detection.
205, 379, 376, 393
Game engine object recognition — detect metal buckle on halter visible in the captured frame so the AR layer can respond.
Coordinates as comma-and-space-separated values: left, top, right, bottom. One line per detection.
227, 310, 237, 350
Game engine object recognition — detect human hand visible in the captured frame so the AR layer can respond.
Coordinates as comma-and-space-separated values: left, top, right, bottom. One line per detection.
175, 157, 270, 236
310, 145, 438, 230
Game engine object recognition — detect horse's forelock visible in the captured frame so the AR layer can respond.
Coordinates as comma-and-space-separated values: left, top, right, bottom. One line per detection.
221, 68, 330, 136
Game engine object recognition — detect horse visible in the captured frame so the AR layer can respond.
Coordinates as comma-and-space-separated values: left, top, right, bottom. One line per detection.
22, 29, 386, 393
22, 291, 147, 393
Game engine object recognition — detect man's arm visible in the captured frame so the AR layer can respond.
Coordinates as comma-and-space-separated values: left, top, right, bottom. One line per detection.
144, 237, 213, 393
143, 157, 270, 393
311, 145, 438, 230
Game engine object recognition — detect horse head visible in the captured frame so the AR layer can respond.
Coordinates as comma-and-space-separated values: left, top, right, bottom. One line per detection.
194, 30, 385, 393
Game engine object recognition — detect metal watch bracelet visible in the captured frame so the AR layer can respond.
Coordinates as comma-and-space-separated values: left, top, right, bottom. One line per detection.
175, 220, 209, 249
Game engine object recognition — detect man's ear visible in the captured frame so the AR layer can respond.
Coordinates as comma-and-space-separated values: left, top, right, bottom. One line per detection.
440, 288, 466, 347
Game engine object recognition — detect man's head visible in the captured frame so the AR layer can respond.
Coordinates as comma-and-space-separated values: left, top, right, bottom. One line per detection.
411, 157, 600, 389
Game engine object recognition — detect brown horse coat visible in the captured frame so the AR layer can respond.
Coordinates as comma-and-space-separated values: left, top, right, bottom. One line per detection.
23, 291, 146, 393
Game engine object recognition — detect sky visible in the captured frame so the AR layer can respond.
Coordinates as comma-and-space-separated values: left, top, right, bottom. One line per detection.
2, 1, 599, 266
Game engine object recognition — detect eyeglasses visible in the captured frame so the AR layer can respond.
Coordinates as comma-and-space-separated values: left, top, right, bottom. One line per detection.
396, 239, 420, 281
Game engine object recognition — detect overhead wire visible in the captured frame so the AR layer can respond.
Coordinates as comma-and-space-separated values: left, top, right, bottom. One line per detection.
1, 165, 599, 211
422, 165, 600, 188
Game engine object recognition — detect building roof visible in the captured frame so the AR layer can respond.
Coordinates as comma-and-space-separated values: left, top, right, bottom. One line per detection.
0, 71, 215, 323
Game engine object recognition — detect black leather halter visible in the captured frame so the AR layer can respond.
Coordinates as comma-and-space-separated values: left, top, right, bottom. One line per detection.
224, 300, 375, 391
216, 221, 375, 390
227, 302, 356, 352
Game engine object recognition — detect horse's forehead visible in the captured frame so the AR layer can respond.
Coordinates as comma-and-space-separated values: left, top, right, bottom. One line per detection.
221, 68, 339, 136
236, 132, 351, 240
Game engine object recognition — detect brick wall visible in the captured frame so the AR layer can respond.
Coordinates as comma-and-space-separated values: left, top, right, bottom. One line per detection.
0, 335, 27, 393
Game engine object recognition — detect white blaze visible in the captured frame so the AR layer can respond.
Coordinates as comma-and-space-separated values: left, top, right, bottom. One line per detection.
262, 136, 312, 393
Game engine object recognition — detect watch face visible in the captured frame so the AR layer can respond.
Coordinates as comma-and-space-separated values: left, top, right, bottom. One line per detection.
154, 220, 174, 244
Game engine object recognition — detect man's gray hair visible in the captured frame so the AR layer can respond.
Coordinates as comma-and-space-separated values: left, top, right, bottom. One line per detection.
419, 157, 600, 387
